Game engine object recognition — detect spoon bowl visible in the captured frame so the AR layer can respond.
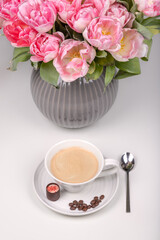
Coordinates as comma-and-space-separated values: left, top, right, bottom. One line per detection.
120, 152, 135, 172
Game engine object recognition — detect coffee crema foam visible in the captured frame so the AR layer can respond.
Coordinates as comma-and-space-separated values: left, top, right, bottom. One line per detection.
50, 147, 99, 183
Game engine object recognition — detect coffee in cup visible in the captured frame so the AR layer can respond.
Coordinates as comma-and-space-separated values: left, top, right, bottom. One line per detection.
50, 147, 99, 183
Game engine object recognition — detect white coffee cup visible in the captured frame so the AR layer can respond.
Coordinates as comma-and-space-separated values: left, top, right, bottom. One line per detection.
45, 139, 119, 192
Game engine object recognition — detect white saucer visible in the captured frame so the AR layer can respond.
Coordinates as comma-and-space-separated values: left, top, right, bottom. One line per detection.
33, 160, 119, 216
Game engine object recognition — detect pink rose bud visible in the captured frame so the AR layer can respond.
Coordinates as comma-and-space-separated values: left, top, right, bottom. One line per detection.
30, 32, 64, 62
110, 28, 148, 62
83, 16, 123, 52
18, 0, 57, 33
3, 19, 37, 47
54, 39, 96, 82
106, 3, 135, 27
134, 0, 160, 17
66, 2, 99, 33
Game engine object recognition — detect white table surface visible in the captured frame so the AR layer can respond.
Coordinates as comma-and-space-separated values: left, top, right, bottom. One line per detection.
0, 34, 160, 240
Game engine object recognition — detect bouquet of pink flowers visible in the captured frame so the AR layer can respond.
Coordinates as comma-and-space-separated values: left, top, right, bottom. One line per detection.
0, 0, 160, 86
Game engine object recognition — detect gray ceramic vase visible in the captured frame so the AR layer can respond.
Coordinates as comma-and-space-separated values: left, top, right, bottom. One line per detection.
30, 69, 118, 128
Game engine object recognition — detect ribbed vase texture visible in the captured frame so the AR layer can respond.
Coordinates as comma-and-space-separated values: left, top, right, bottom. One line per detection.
30, 70, 118, 128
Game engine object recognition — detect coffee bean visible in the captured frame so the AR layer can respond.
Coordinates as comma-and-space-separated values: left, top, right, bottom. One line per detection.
95, 202, 99, 207
78, 200, 83, 205
90, 200, 96, 205
73, 203, 78, 208
70, 206, 76, 210
100, 195, 105, 200
78, 205, 83, 210
88, 205, 91, 209
92, 204, 96, 208
83, 203, 88, 208
82, 207, 87, 211
69, 203, 73, 207
94, 196, 98, 201
73, 200, 78, 205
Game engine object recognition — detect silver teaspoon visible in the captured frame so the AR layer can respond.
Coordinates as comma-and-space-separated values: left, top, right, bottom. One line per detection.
120, 152, 135, 213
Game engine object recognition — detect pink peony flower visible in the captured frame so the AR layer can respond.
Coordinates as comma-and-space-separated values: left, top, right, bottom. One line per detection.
110, 28, 148, 62
83, 16, 123, 52
134, 0, 160, 17
18, 0, 57, 33
106, 3, 135, 27
54, 39, 96, 82
58, 0, 82, 22
0, 0, 23, 20
3, 19, 37, 47
66, 2, 99, 33
85, 0, 116, 16
30, 32, 64, 62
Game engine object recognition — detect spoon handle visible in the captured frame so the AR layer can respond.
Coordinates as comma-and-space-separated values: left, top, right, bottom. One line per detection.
126, 171, 130, 212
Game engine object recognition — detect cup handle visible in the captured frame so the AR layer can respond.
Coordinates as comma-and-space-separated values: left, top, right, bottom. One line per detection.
97, 158, 119, 178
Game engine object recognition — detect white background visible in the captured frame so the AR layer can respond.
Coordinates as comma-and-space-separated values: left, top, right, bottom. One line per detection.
0, 34, 160, 240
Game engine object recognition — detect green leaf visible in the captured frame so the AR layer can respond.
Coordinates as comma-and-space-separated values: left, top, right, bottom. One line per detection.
95, 57, 109, 66
95, 53, 115, 66
130, 1, 137, 13
127, 0, 134, 9
116, 0, 129, 10
141, 39, 152, 61
133, 20, 153, 40
86, 63, 103, 80
96, 50, 107, 58
135, 12, 144, 23
9, 47, 31, 71
142, 17, 160, 26
12, 47, 30, 59
115, 70, 138, 80
115, 58, 141, 74
117, 0, 137, 12
141, 17, 160, 35
105, 65, 116, 87
105, 53, 115, 65
146, 25, 160, 35
31, 61, 42, 70
88, 61, 96, 74
40, 61, 59, 86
